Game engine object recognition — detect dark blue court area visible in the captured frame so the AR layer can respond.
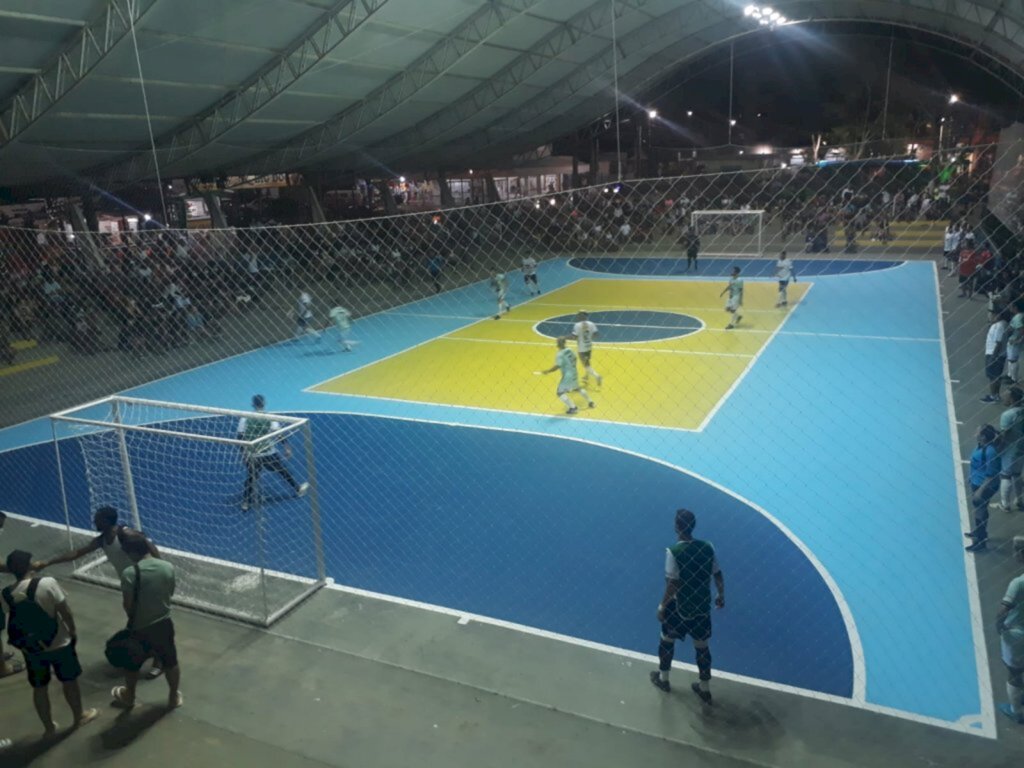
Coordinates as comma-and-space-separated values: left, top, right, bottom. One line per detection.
535, 311, 703, 342
0, 413, 853, 697
569, 256, 904, 277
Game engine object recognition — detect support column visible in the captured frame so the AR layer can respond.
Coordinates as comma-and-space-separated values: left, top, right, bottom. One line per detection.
202, 190, 228, 229
306, 186, 326, 223
376, 180, 398, 215
69, 203, 105, 270
484, 174, 500, 203
437, 171, 455, 207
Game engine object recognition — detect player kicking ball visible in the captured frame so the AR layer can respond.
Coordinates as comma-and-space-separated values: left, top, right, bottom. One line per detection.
720, 267, 744, 329
536, 337, 595, 415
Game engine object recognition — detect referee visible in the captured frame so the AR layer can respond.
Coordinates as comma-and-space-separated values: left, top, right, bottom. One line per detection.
238, 395, 308, 511
650, 508, 725, 704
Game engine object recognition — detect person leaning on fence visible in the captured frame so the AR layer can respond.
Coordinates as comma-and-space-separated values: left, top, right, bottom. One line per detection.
109, 532, 182, 710
997, 536, 1024, 724
2, 550, 98, 737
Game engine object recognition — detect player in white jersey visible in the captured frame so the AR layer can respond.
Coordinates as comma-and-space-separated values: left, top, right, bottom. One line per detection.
295, 291, 320, 338
329, 306, 355, 352
774, 251, 797, 307
571, 310, 603, 387
537, 337, 595, 414
491, 272, 510, 319
522, 256, 540, 296
720, 267, 744, 329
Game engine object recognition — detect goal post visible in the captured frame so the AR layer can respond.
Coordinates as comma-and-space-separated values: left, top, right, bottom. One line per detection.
49, 396, 326, 627
690, 209, 765, 256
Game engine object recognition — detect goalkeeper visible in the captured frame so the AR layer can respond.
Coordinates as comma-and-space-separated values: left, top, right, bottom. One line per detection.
238, 395, 309, 511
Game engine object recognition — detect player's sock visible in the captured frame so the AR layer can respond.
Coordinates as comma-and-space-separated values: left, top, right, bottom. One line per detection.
1009, 683, 1023, 713
660, 670, 670, 683
559, 394, 574, 409
1010, 359, 1020, 381
1002, 478, 1015, 509
578, 388, 591, 403
695, 646, 712, 687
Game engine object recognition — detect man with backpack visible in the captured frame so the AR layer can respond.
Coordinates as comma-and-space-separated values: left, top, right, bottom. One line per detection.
2, 550, 98, 736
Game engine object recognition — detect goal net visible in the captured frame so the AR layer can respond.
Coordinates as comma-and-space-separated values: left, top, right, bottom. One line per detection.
49, 396, 326, 626
690, 209, 765, 256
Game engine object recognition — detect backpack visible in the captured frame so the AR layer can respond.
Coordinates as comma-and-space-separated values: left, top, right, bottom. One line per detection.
2, 578, 59, 654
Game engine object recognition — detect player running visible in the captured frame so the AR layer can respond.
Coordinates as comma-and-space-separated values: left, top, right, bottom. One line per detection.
538, 337, 595, 415
295, 291, 320, 338
491, 272, 510, 319
329, 306, 355, 352
522, 256, 540, 296
721, 267, 744, 329
571, 310, 603, 387
775, 251, 797, 308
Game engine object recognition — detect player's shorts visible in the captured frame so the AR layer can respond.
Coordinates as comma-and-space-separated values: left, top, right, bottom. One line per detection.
778, 279, 790, 288
557, 379, 579, 395
726, 298, 740, 312
23, 642, 83, 688
524, 274, 538, 284
660, 609, 712, 643
497, 291, 507, 301
1008, 344, 1021, 364
125, 618, 179, 672
297, 315, 311, 329
987, 353, 1007, 381
579, 350, 592, 366
1002, 636, 1024, 670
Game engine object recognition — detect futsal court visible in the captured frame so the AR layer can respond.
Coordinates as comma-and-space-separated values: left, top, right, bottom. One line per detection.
0, 253, 991, 737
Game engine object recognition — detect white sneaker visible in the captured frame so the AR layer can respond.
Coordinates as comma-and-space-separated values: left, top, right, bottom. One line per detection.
297, 482, 309, 497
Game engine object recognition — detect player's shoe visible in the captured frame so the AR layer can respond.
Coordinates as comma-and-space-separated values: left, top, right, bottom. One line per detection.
241, 501, 250, 511
566, 407, 579, 415
588, 401, 595, 409
494, 315, 501, 320
999, 703, 1024, 724
297, 482, 309, 498
649, 671, 670, 693
725, 324, 735, 330
690, 682, 713, 705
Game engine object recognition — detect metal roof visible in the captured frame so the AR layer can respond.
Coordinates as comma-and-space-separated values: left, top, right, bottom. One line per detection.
1, 0, 1023, 187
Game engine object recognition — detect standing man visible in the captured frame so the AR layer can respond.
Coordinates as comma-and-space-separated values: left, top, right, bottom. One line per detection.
522, 256, 540, 296
238, 395, 309, 511
111, 533, 182, 710
982, 309, 1011, 403
649, 509, 725, 705
537, 337, 595, 415
775, 251, 797, 308
965, 424, 1001, 553
721, 267, 744, 329
0, 511, 25, 679
2, 550, 99, 736
685, 227, 700, 272
997, 536, 1024, 723
1006, 300, 1024, 384
571, 310, 603, 388
998, 387, 1024, 514
491, 272, 510, 319
329, 306, 354, 352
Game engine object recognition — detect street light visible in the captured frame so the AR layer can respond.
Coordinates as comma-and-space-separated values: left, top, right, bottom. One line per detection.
686, 110, 693, 117
729, 119, 737, 127
648, 109, 658, 119
949, 93, 960, 104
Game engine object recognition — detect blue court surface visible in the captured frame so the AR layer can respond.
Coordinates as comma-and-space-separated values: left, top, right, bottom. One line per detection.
0, 256, 992, 736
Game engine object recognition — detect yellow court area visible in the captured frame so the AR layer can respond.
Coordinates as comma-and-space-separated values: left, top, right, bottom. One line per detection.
312, 278, 809, 429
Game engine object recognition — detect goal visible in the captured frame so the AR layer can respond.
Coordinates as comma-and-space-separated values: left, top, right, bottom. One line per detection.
691, 209, 765, 256
49, 396, 326, 627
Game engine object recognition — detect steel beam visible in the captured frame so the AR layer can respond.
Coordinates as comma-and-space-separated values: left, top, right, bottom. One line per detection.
0, 0, 156, 145
101, 0, 390, 185
236, 0, 545, 176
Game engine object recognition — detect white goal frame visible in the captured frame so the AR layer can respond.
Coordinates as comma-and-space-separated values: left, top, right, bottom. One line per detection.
691, 209, 765, 256
49, 395, 327, 627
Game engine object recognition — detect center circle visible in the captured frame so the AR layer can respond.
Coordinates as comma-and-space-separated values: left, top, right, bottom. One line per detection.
534, 310, 703, 343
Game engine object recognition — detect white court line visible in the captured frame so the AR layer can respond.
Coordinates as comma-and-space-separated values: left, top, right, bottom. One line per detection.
288, 409, 1023, 735
697, 283, 815, 431
565, 257, 913, 280
389, 303, 940, 344
308, 390, 702, 434
435, 336, 753, 359
932, 262, 996, 738
302, 280, 583, 395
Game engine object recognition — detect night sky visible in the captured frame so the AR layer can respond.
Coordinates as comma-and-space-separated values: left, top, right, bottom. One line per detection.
632, 23, 1022, 149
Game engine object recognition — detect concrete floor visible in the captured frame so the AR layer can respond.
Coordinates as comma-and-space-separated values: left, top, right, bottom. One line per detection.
3, 250, 1023, 767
